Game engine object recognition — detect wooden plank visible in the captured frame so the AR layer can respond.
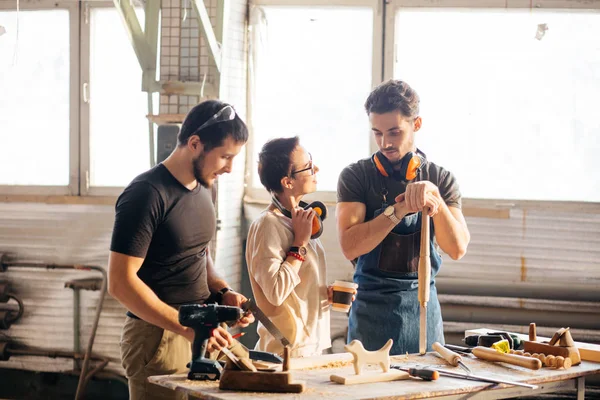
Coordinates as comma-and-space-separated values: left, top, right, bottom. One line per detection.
465, 328, 600, 363
330, 369, 409, 385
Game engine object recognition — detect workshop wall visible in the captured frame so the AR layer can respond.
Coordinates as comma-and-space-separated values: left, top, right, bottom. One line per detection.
0, 0, 249, 377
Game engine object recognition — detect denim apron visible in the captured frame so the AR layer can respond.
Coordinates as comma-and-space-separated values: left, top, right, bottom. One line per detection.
348, 179, 445, 355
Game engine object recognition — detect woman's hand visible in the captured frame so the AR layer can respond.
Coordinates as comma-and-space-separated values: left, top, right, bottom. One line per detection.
291, 206, 315, 246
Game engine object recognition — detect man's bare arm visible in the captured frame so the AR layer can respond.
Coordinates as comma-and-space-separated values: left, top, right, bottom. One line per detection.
107, 251, 194, 341
336, 202, 403, 261
432, 203, 470, 260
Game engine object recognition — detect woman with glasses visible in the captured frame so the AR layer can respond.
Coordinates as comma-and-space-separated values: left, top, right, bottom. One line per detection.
245, 136, 335, 357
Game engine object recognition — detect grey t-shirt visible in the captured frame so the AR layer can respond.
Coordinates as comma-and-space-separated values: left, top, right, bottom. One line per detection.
110, 164, 216, 306
337, 154, 461, 221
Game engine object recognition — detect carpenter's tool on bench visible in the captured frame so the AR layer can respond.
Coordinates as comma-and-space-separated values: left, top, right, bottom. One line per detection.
418, 207, 431, 355
390, 365, 439, 381
431, 368, 538, 389
444, 344, 472, 354
179, 304, 244, 380
242, 299, 291, 347
472, 346, 542, 370
432, 342, 471, 374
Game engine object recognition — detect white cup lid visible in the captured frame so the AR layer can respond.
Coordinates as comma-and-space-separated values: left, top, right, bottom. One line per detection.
333, 280, 358, 289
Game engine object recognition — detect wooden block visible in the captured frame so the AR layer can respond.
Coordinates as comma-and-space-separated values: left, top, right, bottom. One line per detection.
523, 341, 581, 365
345, 339, 393, 374
330, 370, 410, 385
219, 370, 305, 393
466, 328, 600, 363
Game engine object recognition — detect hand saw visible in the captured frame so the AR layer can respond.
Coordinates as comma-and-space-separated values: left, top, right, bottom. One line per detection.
242, 299, 291, 347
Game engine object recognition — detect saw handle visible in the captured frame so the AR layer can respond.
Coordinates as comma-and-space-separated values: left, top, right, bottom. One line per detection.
472, 346, 542, 370
432, 342, 462, 367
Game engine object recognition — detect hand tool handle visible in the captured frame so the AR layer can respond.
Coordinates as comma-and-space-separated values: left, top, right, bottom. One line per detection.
432, 341, 461, 366
418, 207, 431, 304
418, 207, 431, 355
472, 346, 542, 370
408, 368, 439, 381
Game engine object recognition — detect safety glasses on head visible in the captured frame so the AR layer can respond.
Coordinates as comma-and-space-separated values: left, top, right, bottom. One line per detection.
290, 153, 315, 176
192, 105, 236, 135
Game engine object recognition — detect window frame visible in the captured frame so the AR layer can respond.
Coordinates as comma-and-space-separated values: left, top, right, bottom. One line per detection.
79, 0, 153, 196
244, 0, 384, 204
0, 0, 80, 196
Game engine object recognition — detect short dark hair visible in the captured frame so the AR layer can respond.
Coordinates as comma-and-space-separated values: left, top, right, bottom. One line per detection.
178, 99, 249, 152
258, 136, 300, 193
364, 80, 420, 119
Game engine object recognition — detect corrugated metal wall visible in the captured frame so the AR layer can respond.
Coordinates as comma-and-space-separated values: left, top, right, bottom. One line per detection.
0, 202, 121, 373
243, 203, 600, 346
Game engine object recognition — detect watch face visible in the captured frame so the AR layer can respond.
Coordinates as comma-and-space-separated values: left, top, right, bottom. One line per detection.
298, 246, 307, 256
384, 205, 394, 216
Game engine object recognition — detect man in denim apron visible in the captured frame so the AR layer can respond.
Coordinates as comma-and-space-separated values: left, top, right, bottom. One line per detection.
336, 80, 470, 354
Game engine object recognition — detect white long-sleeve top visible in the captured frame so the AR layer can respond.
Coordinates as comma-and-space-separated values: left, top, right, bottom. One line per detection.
245, 208, 331, 357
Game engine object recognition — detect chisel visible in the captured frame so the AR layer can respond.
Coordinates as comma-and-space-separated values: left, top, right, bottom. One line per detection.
429, 368, 538, 389
390, 365, 439, 381
432, 341, 472, 374
418, 207, 431, 354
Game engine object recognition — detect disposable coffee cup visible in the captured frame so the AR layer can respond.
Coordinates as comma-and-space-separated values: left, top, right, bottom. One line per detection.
331, 281, 358, 313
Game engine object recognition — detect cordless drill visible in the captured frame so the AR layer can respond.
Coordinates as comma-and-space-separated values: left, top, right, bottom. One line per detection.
179, 303, 243, 380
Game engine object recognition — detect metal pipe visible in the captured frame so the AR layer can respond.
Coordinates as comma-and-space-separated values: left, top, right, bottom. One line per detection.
74, 266, 107, 400
148, 92, 156, 167
73, 288, 81, 370
0, 260, 107, 400
437, 278, 600, 302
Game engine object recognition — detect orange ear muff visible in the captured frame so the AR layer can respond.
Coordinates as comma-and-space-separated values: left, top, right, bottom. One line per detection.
372, 153, 390, 177
372, 151, 425, 181
406, 155, 423, 181
305, 201, 327, 239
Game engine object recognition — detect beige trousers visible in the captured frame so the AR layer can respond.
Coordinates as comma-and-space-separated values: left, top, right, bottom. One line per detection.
120, 316, 191, 400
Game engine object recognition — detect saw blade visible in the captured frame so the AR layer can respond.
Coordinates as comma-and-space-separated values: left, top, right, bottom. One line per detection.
419, 304, 427, 355
242, 299, 291, 347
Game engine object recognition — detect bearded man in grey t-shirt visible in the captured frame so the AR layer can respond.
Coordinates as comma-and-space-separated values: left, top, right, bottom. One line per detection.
336, 80, 471, 355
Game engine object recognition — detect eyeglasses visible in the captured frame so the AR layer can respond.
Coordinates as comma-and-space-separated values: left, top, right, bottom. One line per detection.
291, 153, 315, 176
192, 105, 236, 135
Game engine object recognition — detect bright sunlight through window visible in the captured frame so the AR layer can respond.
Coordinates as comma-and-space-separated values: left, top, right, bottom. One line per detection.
251, 6, 373, 192
0, 10, 70, 186
394, 8, 600, 202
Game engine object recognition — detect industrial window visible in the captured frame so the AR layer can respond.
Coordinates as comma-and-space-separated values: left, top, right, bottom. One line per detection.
0, 5, 76, 193
247, 2, 381, 199
0, 1, 155, 196
87, 6, 153, 190
391, 6, 600, 202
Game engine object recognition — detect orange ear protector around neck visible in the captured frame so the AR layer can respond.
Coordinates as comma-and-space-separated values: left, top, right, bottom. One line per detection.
272, 196, 327, 239
372, 151, 425, 181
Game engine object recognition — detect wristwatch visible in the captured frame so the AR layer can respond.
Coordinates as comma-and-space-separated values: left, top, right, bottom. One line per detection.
383, 205, 401, 225
289, 246, 307, 257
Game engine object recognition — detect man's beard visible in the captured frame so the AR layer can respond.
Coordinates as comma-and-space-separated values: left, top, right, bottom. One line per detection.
192, 152, 211, 188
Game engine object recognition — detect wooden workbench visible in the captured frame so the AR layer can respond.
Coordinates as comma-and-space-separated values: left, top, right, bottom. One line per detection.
148, 352, 600, 399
